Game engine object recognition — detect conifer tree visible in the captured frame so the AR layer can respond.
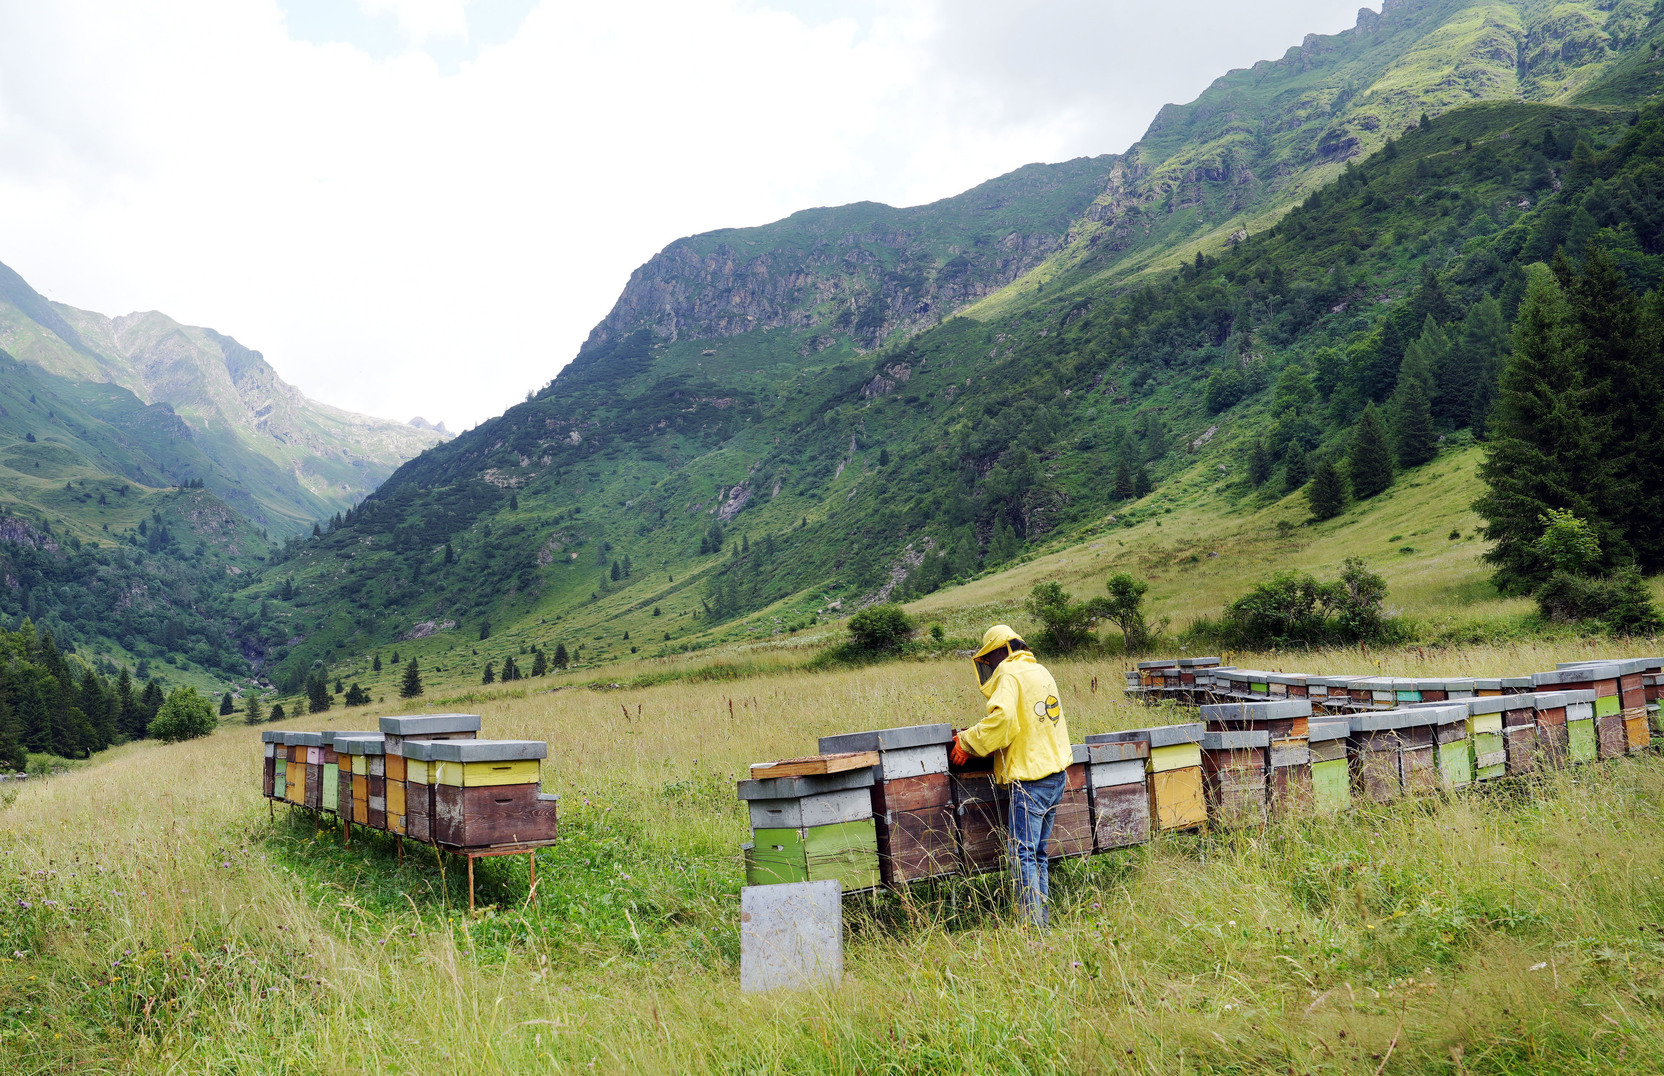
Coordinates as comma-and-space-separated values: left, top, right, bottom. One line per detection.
553, 642, 569, 668
531, 649, 547, 677
1307, 458, 1347, 520
1113, 458, 1134, 499
1348, 403, 1395, 499
1564, 248, 1664, 569
372, 653, 382, 672
482, 660, 495, 685
1392, 380, 1437, 467
1284, 447, 1310, 493
116, 666, 139, 739
1476, 265, 1614, 591
1133, 466, 1153, 497
220, 692, 234, 716
400, 657, 423, 698
244, 694, 263, 725
270, 703, 285, 721
1247, 441, 1272, 486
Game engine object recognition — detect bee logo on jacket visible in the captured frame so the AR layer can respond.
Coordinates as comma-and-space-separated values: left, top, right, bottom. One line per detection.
1034, 695, 1062, 723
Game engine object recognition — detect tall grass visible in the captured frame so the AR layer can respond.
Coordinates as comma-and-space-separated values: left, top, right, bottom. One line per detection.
5, 641, 1664, 1072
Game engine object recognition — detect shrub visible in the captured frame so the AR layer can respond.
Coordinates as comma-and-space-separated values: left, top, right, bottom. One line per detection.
1025, 582, 1097, 653
148, 687, 217, 743
1100, 573, 1151, 653
846, 604, 914, 652
1219, 557, 1391, 647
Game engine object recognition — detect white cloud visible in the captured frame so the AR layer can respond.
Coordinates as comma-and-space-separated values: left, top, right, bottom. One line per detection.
0, 1, 1363, 431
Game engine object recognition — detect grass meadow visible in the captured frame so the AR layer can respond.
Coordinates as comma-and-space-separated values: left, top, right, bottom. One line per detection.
5, 639, 1664, 1072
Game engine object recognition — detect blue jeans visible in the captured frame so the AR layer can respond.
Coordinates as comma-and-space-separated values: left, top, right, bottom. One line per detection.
1007, 769, 1066, 926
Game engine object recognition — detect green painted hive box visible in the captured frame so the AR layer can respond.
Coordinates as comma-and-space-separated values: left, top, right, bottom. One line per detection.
1307, 720, 1349, 813
746, 819, 881, 892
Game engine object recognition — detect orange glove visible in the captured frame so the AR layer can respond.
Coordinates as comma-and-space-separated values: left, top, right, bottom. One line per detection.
950, 732, 971, 767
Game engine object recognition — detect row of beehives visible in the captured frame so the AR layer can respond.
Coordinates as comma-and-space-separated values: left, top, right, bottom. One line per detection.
1128, 655, 1662, 726
741, 661, 1656, 892
261, 713, 559, 849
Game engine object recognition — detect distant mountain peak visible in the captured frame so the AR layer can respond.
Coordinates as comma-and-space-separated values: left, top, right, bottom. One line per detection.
409, 416, 451, 436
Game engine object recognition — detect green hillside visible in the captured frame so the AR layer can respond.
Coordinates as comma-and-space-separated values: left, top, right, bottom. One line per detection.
0, 260, 446, 534
252, 40, 1664, 700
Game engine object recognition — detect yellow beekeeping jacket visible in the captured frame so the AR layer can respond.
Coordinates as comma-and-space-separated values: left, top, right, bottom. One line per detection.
960, 634, 1072, 784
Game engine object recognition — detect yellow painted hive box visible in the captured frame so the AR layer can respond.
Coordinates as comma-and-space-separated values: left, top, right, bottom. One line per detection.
433, 758, 541, 787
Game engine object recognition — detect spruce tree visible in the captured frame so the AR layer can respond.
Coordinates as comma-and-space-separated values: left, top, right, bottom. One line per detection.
244, 694, 263, 725
531, 649, 547, 677
1133, 466, 1153, 497
1348, 403, 1395, 499
1565, 249, 1664, 569
1283, 447, 1310, 493
1247, 441, 1272, 486
1392, 380, 1437, 467
372, 653, 382, 672
1475, 265, 1614, 591
482, 660, 495, 685
400, 658, 423, 698
1307, 458, 1347, 520
1113, 458, 1134, 499
220, 692, 234, 716
553, 642, 569, 668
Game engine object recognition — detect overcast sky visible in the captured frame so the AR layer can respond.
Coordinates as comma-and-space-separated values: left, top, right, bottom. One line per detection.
0, 0, 1365, 431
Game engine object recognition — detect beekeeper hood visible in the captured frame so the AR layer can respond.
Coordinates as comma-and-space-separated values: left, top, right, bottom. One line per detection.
972, 624, 1030, 688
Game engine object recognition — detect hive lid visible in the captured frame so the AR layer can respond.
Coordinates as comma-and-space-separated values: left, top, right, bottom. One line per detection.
1500, 676, 1533, 689
1264, 673, 1310, 686
1530, 689, 1591, 708
412, 738, 547, 763
1136, 659, 1180, 670
1086, 722, 1203, 748
816, 723, 953, 754
1306, 719, 1350, 742
1071, 743, 1088, 765
1199, 699, 1312, 722
737, 767, 875, 801
378, 713, 483, 736
333, 734, 387, 755
1348, 707, 1448, 732
1176, 656, 1221, 667
1200, 730, 1269, 750
260, 730, 283, 743
321, 729, 379, 746
1463, 695, 1509, 715
288, 731, 323, 747
1556, 658, 1651, 674
1531, 667, 1608, 687
1472, 677, 1502, 690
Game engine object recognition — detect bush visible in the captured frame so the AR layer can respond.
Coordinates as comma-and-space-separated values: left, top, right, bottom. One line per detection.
1025, 582, 1097, 652
846, 604, 914, 652
1538, 566, 1663, 635
148, 687, 218, 743
1216, 557, 1391, 647
1100, 573, 1152, 653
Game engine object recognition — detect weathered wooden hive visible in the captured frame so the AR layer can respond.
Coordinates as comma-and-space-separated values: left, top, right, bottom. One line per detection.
817, 724, 957, 885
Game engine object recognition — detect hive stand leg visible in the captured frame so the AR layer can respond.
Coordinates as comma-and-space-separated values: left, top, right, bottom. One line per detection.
468, 856, 475, 913
528, 851, 536, 901
397, 838, 403, 865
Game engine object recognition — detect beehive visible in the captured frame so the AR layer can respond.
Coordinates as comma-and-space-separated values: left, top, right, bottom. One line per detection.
1307, 719, 1350, 811
415, 740, 556, 848
378, 714, 483, 836
1050, 745, 1094, 860
1347, 708, 1442, 801
817, 724, 956, 884
1461, 696, 1508, 781
1528, 690, 1573, 766
1087, 739, 1150, 849
1176, 657, 1223, 703
1501, 693, 1539, 775
738, 767, 879, 891
333, 733, 386, 828
260, 730, 281, 798
948, 751, 1006, 875
1199, 729, 1268, 827
1536, 664, 1623, 758
1201, 699, 1312, 816
1088, 723, 1205, 832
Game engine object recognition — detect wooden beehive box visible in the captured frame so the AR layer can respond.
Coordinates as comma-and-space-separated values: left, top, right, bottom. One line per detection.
1347, 709, 1440, 801
1088, 723, 1205, 833
1086, 739, 1150, 849
1136, 659, 1178, 695
260, 731, 281, 798
1176, 657, 1222, 703
1501, 694, 1539, 775
1537, 665, 1622, 758
1442, 679, 1476, 701
1461, 696, 1508, 781
1429, 706, 1472, 789
818, 725, 956, 884
949, 752, 1007, 875
1049, 744, 1093, 860
1307, 719, 1350, 812
1528, 690, 1572, 766
1200, 698, 1312, 817
423, 739, 556, 848
1199, 729, 1268, 828
745, 819, 881, 892
290, 732, 324, 809
1474, 678, 1503, 698
333, 733, 386, 826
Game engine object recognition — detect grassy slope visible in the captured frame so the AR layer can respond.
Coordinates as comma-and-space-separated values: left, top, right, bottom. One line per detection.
8, 640, 1664, 1071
